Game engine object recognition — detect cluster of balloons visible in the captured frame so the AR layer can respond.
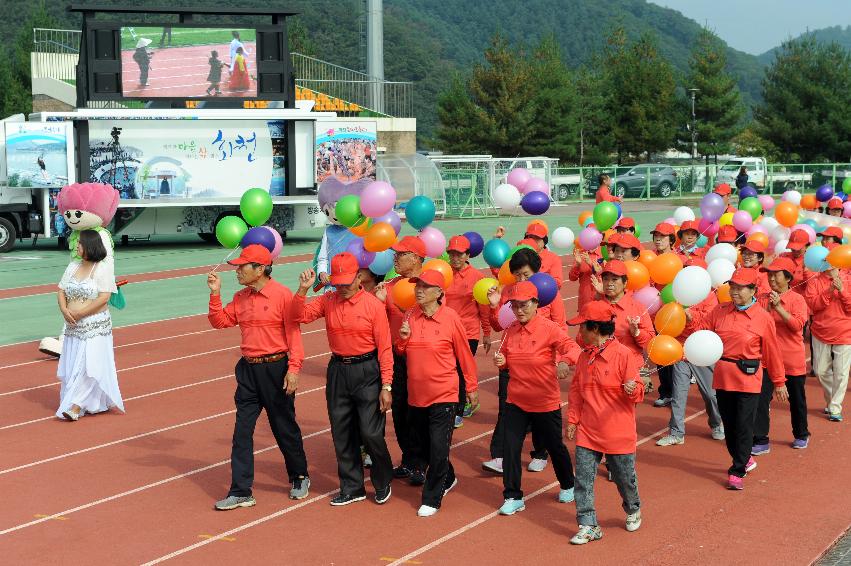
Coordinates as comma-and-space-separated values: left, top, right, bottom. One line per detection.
215, 188, 283, 259
492, 168, 551, 215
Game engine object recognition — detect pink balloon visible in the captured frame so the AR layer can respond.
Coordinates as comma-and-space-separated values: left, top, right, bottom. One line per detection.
732, 210, 753, 232
844, 201, 851, 218
664, 217, 677, 226
698, 217, 719, 236
498, 302, 516, 329
758, 195, 775, 212
791, 223, 816, 244
747, 224, 768, 238
260, 226, 283, 259
578, 227, 603, 251
360, 181, 397, 218
522, 177, 549, 195
506, 168, 531, 192
633, 285, 662, 315
418, 226, 447, 258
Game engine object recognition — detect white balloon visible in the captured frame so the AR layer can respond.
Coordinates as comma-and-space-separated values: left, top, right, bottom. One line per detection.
684, 330, 724, 366
771, 225, 790, 243
774, 239, 790, 255
674, 206, 696, 225
760, 217, 779, 234
551, 226, 575, 249
705, 243, 738, 265
493, 183, 521, 209
672, 265, 712, 306
707, 258, 736, 288
782, 190, 802, 205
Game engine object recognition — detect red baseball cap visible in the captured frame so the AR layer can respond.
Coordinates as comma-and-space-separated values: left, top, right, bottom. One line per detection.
516, 238, 538, 248
617, 217, 636, 229
685, 257, 708, 268
392, 235, 427, 257
409, 269, 446, 290
601, 259, 627, 277
827, 197, 844, 209
329, 252, 360, 286
651, 223, 675, 236
717, 225, 739, 243
742, 240, 767, 254
228, 244, 272, 266
822, 226, 843, 240
606, 233, 623, 247
504, 280, 538, 302
447, 235, 471, 253
714, 183, 732, 196
761, 257, 797, 279
525, 223, 548, 239
616, 233, 642, 251
787, 229, 810, 251
728, 267, 759, 286
678, 220, 700, 235
567, 300, 616, 326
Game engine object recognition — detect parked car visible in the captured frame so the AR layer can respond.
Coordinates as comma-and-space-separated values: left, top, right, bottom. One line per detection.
715, 157, 812, 194
607, 164, 678, 198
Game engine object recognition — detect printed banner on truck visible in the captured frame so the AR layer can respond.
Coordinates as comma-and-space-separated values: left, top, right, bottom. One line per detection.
4, 122, 73, 189
315, 121, 377, 183
88, 119, 286, 200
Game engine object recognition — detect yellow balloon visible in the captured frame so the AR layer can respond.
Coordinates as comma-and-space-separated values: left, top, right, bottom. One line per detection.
473, 277, 499, 305
719, 212, 734, 227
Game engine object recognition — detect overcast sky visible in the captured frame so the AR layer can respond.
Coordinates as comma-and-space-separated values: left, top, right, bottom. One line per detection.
648, 0, 851, 55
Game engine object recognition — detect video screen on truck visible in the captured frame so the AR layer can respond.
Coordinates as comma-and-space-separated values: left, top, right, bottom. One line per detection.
120, 27, 258, 98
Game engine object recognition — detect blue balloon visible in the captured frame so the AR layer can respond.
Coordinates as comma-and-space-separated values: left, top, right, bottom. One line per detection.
240, 226, 276, 253
804, 245, 830, 272
815, 184, 834, 202
368, 249, 395, 275
614, 203, 622, 219
405, 196, 436, 230
803, 219, 820, 231
520, 191, 551, 215
463, 231, 485, 258
482, 239, 510, 268
696, 234, 708, 248
835, 191, 847, 202
738, 186, 758, 200
583, 217, 595, 227
529, 272, 558, 307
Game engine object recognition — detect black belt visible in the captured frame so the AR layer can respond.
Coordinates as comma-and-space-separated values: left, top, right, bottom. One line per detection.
719, 357, 738, 364
331, 350, 377, 365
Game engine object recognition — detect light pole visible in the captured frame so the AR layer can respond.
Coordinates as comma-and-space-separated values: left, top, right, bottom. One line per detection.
688, 88, 699, 159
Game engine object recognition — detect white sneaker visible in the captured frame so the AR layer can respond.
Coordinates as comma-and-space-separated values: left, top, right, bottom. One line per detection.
482, 458, 503, 474
626, 510, 642, 532
417, 505, 439, 517
656, 435, 684, 446
711, 426, 726, 440
527, 458, 548, 472
570, 525, 603, 545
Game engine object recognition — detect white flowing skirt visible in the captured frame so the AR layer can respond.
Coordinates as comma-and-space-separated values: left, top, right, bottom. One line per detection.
56, 310, 125, 418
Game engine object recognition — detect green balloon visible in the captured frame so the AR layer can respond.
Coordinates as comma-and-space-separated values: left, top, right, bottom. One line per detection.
600, 245, 609, 261
739, 197, 763, 220
509, 244, 535, 257
240, 188, 274, 227
660, 283, 675, 304
634, 224, 641, 238
215, 215, 249, 249
386, 267, 399, 280
843, 177, 851, 193
593, 202, 618, 232
336, 195, 364, 228
438, 251, 450, 261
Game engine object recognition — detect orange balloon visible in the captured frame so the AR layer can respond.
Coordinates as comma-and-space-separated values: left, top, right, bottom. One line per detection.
716, 283, 732, 303
654, 302, 686, 337
603, 229, 616, 243
638, 249, 657, 268
578, 210, 593, 226
800, 194, 818, 210
746, 232, 769, 248
391, 278, 417, 311
774, 201, 799, 227
826, 244, 851, 269
497, 260, 516, 286
648, 335, 684, 366
624, 260, 650, 291
350, 218, 371, 237
423, 259, 454, 288
649, 252, 683, 285
363, 222, 396, 252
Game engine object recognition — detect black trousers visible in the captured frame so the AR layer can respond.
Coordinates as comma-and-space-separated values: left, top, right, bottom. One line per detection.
456, 339, 479, 415
489, 369, 547, 460
753, 370, 775, 445
716, 389, 759, 478
658, 364, 673, 399
408, 403, 456, 508
786, 374, 810, 439
138, 64, 149, 85
391, 352, 417, 468
229, 357, 308, 497
502, 403, 574, 500
326, 356, 393, 496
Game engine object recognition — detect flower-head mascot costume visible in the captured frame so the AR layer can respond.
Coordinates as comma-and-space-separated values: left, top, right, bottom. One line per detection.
39, 183, 120, 357
312, 177, 370, 290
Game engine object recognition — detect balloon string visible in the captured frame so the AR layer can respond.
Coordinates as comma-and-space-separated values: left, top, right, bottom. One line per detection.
209, 248, 239, 275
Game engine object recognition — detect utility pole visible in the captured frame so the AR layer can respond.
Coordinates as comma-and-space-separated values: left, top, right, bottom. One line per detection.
366, 0, 384, 114
688, 88, 699, 159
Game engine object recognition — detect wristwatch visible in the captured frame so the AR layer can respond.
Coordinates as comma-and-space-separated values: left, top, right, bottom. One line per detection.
381, 384, 392, 392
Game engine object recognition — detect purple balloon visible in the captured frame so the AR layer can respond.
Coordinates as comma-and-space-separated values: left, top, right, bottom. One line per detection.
463, 231, 485, 257
361, 181, 397, 218
522, 177, 549, 195
240, 226, 277, 253
520, 190, 550, 215
700, 192, 725, 221
578, 227, 603, 251
498, 302, 516, 329
529, 272, 558, 307
815, 184, 834, 202
371, 210, 402, 235
346, 238, 376, 268
732, 210, 753, 232
738, 186, 758, 200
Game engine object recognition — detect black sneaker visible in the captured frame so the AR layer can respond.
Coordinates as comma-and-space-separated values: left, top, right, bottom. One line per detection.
330, 491, 367, 506
409, 469, 426, 486
375, 484, 392, 504
393, 465, 412, 479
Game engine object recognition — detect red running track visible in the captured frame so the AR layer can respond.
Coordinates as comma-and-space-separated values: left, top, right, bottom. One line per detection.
0, 257, 848, 565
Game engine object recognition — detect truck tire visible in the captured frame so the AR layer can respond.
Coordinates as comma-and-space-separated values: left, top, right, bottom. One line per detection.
615, 183, 627, 198
0, 217, 16, 253
557, 185, 570, 200
198, 233, 216, 244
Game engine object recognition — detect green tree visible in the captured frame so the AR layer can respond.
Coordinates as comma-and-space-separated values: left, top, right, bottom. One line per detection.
3, 1, 59, 117
731, 125, 782, 162
686, 28, 745, 163
434, 74, 481, 154
574, 66, 614, 166
755, 37, 851, 162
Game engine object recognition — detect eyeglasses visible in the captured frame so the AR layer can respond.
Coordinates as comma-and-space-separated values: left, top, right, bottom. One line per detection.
510, 300, 535, 311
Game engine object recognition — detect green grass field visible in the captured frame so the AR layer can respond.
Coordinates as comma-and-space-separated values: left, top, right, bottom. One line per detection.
120, 27, 256, 51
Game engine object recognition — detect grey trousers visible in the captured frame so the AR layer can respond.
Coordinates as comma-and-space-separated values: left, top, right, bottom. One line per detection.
574, 446, 640, 527
668, 361, 722, 438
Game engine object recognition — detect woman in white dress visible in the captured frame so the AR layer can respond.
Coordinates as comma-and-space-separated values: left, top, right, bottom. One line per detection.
56, 229, 124, 421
